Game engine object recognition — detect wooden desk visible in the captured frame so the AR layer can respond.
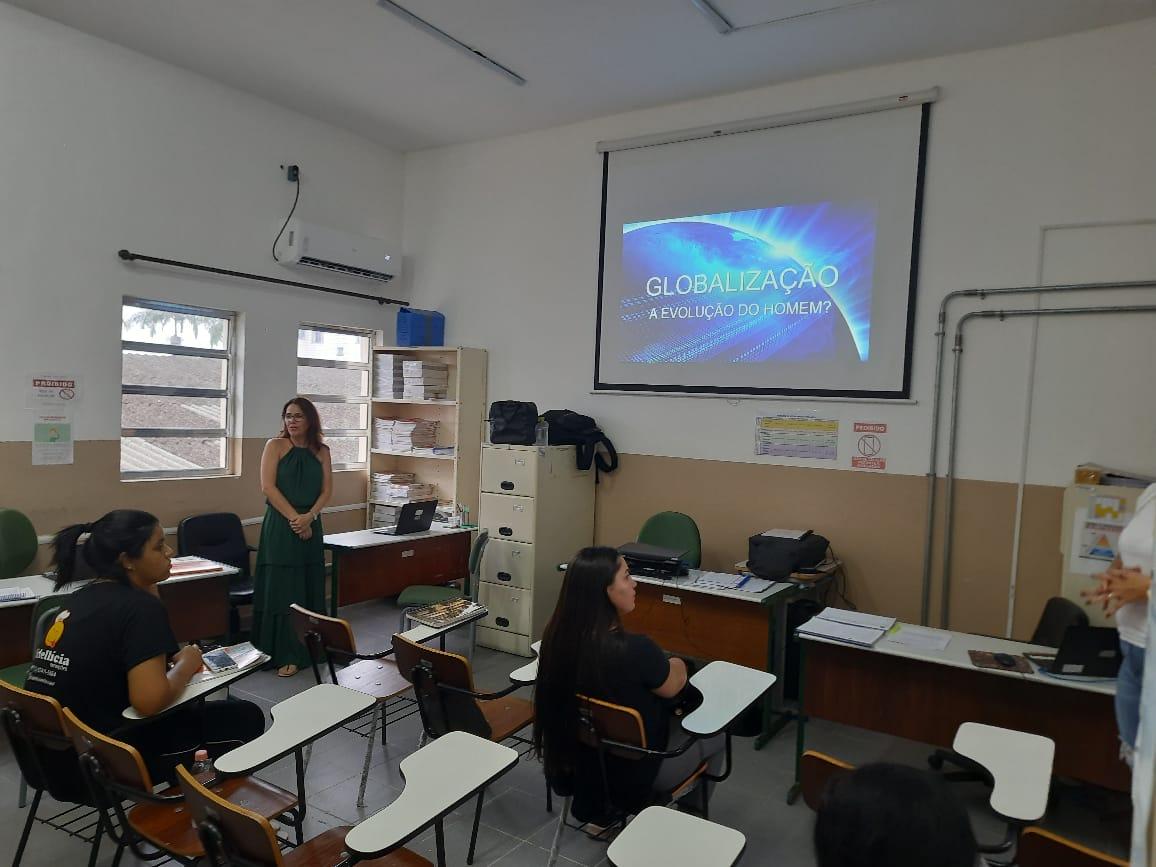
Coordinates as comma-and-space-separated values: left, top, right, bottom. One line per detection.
0, 563, 235, 669
323, 527, 472, 615
794, 625, 1127, 798
607, 806, 746, 867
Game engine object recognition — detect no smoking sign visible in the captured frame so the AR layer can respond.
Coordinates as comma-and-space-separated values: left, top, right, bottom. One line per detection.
852, 422, 887, 470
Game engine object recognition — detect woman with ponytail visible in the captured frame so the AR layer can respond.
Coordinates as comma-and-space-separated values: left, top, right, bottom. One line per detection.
25, 509, 264, 781
533, 547, 724, 821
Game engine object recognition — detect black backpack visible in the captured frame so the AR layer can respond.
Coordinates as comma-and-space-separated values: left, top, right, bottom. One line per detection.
542, 410, 618, 479
488, 401, 538, 445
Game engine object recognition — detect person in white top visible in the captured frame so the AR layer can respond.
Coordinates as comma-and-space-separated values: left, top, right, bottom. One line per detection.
1083, 482, 1156, 765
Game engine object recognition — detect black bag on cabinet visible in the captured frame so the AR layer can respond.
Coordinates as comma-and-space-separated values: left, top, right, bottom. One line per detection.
542, 409, 618, 478
487, 401, 538, 445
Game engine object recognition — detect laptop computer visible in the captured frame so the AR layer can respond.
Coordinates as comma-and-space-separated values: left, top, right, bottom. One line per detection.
372, 500, 439, 536
1025, 626, 1122, 678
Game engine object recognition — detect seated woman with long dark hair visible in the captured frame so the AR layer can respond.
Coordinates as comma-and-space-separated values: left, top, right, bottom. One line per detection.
24, 509, 265, 781
533, 546, 724, 820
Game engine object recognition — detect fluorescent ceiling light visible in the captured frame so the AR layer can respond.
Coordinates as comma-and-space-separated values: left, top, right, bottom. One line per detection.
376, 0, 526, 86
690, 0, 735, 34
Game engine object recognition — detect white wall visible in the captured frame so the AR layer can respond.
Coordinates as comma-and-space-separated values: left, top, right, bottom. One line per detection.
0, 3, 403, 444
402, 18, 1156, 485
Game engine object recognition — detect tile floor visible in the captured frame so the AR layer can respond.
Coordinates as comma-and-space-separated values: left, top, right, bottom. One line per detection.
0, 598, 1132, 866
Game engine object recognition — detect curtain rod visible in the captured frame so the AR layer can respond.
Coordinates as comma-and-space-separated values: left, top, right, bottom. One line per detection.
117, 249, 408, 307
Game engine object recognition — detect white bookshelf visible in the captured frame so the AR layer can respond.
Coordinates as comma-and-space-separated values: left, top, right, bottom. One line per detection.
367, 346, 487, 528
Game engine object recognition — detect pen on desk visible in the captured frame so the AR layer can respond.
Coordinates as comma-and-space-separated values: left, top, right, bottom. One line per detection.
735, 574, 750, 590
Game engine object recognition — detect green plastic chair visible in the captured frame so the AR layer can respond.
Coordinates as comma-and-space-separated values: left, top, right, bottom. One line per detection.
638, 511, 702, 569
0, 508, 38, 580
398, 531, 490, 655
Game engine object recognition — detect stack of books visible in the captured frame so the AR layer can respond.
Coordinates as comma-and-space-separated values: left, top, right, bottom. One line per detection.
373, 354, 407, 399
371, 503, 403, 528
402, 360, 449, 400
796, 608, 896, 647
370, 471, 435, 504
373, 418, 440, 452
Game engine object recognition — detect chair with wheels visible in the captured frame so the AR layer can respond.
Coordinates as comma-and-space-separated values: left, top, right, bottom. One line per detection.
928, 596, 1086, 779
177, 512, 257, 640
393, 631, 537, 865
397, 530, 489, 655
0, 681, 101, 867
1016, 827, 1128, 867
546, 694, 732, 867
289, 603, 418, 807
799, 750, 855, 812
63, 707, 302, 865
637, 512, 702, 569
176, 763, 431, 867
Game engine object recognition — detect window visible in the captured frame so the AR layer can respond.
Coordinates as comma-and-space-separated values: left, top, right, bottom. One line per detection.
121, 297, 237, 479
297, 325, 372, 470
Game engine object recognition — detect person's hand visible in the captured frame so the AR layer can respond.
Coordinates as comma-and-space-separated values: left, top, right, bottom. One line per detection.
297, 524, 313, 542
173, 644, 204, 672
289, 512, 313, 533
1102, 567, 1151, 616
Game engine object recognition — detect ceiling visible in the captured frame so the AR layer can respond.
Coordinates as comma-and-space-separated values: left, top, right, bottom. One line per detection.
7, 0, 1154, 151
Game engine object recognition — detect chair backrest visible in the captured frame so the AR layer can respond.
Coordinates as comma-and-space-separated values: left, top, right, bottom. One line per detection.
289, 603, 357, 679
0, 680, 78, 796
177, 764, 284, 867
1017, 827, 1127, 867
800, 750, 855, 812
177, 512, 250, 577
638, 511, 702, 569
466, 530, 490, 599
392, 633, 491, 739
576, 695, 647, 759
0, 508, 39, 580
30, 594, 68, 651
62, 706, 154, 795
1031, 597, 1089, 648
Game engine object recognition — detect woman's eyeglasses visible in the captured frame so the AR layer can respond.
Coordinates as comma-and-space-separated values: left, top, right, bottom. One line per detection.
283, 413, 306, 421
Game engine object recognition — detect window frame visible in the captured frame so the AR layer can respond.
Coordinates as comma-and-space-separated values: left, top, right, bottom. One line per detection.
296, 323, 372, 472
120, 296, 238, 481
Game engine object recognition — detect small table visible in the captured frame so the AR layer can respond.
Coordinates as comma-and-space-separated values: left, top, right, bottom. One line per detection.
953, 722, 1054, 823
343, 730, 519, 866
607, 806, 746, 867
508, 640, 541, 685
683, 661, 776, 738
323, 526, 473, 615
122, 648, 269, 721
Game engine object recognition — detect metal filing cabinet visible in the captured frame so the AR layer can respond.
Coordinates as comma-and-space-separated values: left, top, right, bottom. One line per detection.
476, 444, 595, 656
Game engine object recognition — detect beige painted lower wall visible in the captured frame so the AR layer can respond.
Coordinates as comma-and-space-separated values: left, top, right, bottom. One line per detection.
2, 438, 367, 571
593, 453, 1065, 640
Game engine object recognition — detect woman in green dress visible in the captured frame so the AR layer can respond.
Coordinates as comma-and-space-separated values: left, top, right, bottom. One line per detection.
253, 397, 332, 677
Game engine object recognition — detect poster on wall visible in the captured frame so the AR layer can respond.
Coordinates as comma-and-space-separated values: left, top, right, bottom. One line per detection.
27, 372, 82, 408
32, 412, 74, 466
1079, 496, 1128, 561
755, 415, 838, 460
850, 421, 887, 471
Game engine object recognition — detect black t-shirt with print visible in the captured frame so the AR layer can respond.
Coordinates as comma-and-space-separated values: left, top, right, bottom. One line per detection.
25, 581, 178, 733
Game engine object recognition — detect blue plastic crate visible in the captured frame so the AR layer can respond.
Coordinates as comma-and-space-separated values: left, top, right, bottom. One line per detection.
396, 308, 445, 347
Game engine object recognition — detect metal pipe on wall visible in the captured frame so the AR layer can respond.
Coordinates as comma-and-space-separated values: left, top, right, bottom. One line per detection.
919, 279, 1156, 626
937, 303, 1156, 629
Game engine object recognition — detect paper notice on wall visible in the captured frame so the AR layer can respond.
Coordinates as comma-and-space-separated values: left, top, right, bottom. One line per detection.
756, 416, 838, 460
32, 412, 74, 465
851, 421, 887, 471
27, 372, 82, 408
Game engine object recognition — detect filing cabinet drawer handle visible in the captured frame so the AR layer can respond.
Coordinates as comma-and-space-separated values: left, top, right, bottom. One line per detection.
496, 617, 510, 628
497, 572, 512, 581
501, 481, 515, 490
499, 527, 513, 536
514, 459, 526, 466
513, 505, 525, 512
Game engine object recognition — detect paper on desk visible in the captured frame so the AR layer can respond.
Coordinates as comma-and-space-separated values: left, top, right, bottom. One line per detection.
190, 641, 265, 683
883, 624, 951, 652
817, 608, 895, 631
797, 615, 884, 647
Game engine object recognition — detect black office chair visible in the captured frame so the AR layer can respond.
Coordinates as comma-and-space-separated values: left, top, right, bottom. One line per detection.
929, 596, 1088, 781
177, 512, 256, 640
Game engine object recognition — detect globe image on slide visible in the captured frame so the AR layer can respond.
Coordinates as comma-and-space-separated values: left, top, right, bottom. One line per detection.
620, 220, 861, 364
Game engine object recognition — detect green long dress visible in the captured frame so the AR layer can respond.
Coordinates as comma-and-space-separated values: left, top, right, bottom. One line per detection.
252, 446, 325, 669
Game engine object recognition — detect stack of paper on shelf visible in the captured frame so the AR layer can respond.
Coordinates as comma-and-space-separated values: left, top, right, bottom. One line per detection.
402, 360, 449, 400
370, 471, 435, 504
796, 608, 895, 647
372, 418, 440, 452
373, 354, 407, 399
371, 503, 403, 528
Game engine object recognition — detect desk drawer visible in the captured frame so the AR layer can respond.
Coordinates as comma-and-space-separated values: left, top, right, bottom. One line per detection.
479, 583, 531, 636
481, 540, 535, 590
481, 447, 538, 496
479, 493, 535, 543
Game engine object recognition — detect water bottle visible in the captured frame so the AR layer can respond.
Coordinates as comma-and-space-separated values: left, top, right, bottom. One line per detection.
189, 748, 213, 779
534, 417, 549, 446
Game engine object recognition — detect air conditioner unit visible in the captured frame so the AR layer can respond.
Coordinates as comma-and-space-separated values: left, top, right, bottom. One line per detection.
279, 219, 398, 283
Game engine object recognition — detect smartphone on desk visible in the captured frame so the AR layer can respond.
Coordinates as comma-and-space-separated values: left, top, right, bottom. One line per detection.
202, 648, 237, 673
